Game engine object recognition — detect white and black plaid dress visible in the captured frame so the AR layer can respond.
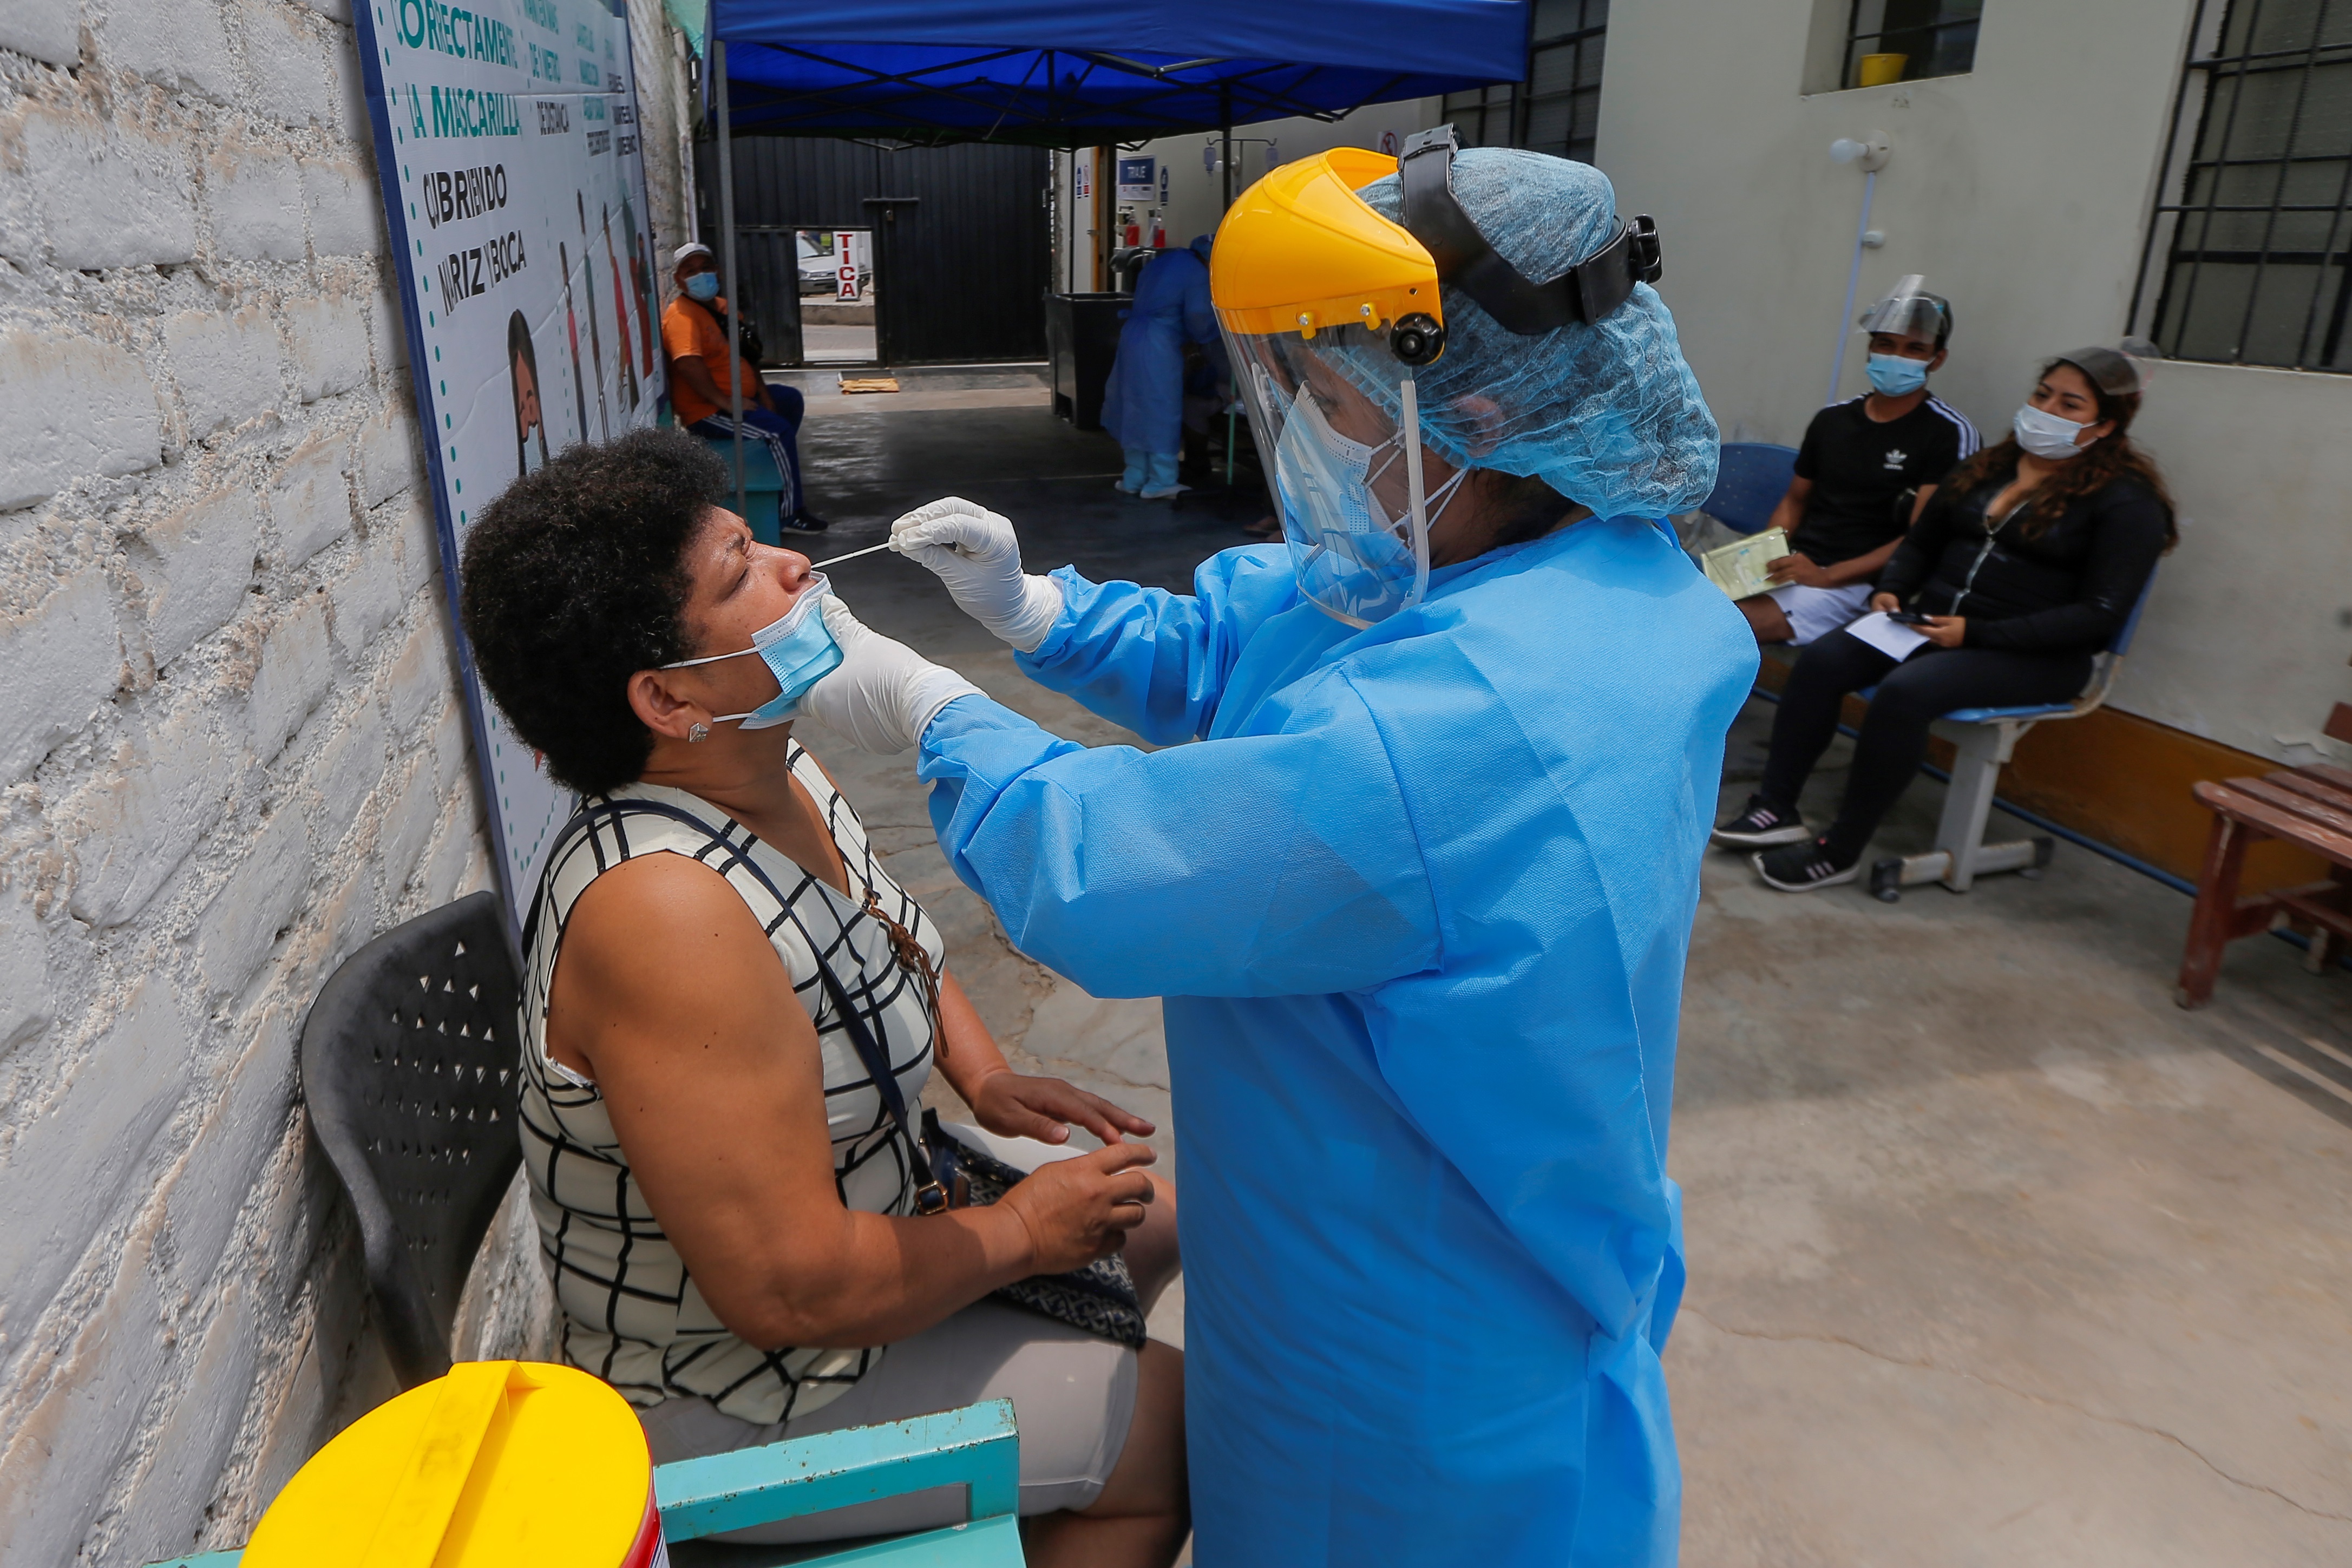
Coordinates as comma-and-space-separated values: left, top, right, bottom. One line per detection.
516, 746, 941, 1425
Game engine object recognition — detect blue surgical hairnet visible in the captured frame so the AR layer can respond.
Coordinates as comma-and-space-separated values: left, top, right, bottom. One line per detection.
1329, 149, 1718, 521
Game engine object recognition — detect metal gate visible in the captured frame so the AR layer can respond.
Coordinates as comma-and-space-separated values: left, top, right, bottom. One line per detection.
697, 138, 1050, 367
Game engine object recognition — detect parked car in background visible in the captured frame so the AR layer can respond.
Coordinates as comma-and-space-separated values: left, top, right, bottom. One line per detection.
797, 231, 873, 297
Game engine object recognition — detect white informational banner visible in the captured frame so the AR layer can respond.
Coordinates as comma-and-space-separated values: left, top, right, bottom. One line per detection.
351, 0, 666, 932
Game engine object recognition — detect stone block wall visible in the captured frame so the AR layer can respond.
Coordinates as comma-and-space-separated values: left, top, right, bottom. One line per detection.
0, 2, 689, 1560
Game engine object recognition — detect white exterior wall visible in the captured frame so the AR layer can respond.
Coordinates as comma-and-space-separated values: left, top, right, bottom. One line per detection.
0, 3, 687, 1561
1598, 0, 2352, 763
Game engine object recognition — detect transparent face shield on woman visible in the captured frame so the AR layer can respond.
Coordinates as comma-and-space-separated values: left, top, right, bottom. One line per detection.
1226, 325, 1469, 627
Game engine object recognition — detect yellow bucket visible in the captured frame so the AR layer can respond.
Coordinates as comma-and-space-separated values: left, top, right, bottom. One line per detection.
244, 1361, 665, 1567
1856, 53, 1909, 88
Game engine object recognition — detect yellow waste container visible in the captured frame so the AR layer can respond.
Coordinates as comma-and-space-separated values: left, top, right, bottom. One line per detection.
244, 1361, 665, 1567
1856, 53, 1909, 88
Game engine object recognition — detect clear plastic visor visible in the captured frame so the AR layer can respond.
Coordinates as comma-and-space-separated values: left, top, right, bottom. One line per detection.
1858, 275, 1945, 346
1224, 324, 1437, 628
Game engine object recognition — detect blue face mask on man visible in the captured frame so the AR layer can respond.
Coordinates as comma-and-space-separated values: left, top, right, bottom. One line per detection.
683, 271, 720, 303
1865, 352, 1931, 396
660, 574, 842, 729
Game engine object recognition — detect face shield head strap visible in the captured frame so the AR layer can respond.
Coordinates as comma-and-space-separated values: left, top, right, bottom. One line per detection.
1397, 124, 1662, 336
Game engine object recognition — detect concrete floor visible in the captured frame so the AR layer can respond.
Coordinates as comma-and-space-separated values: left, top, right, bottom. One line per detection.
742, 388, 2352, 1563
776, 363, 1054, 420
798, 322, 878, 364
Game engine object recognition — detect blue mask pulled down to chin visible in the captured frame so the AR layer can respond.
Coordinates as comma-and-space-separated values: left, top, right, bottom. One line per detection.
659, 574, 842, 729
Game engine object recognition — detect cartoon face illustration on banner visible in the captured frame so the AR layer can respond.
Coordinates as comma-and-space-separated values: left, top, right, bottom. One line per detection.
622, 187, 654, 374
508, 310, 549, 476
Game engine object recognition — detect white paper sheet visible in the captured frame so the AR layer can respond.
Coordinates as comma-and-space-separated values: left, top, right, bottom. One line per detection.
1844, 610, 1931, 661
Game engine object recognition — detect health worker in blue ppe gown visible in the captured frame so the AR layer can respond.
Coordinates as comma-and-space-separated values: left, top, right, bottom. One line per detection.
801, 130, 1757, 1566
1100, 235, 1217, 499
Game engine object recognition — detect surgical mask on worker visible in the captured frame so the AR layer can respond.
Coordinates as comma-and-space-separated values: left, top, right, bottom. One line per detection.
683, 271, 720, 303
1865, 353, 1930, 396
659, 574, 842, 729
2012, 403, 2091, 460
1262, 368, 1442, 627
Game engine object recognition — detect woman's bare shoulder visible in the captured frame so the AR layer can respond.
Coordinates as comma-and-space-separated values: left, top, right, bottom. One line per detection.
559, 849, 778, 989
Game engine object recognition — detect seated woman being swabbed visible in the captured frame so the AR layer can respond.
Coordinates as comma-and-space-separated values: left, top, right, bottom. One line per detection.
456, 430, 1188, 1567
1711, 344, 2174, 890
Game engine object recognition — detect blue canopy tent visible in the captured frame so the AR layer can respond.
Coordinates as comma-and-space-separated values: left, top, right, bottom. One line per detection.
694, 0, 1529, 508
702, 0, 1532, 146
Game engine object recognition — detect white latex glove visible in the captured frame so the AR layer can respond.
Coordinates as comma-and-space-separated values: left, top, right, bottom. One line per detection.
798, 595, 982, 755
889, 496, 1065, 654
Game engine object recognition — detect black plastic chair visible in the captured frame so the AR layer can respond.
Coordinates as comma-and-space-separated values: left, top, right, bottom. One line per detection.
298, 890, 526, 1389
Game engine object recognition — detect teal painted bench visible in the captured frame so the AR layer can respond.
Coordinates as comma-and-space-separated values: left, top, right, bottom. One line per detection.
659, 398, 788, 545
143, 1399, 1025, 1567
700, 427, 788, 546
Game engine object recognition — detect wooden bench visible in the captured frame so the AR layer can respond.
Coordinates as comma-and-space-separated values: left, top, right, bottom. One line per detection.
2176, 762, 2352, 1008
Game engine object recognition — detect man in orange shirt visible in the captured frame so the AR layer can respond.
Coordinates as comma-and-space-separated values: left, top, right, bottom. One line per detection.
661, 243, 828, 532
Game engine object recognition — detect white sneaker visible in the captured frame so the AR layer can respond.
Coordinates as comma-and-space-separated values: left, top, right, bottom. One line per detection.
1139, 482, 1190, 500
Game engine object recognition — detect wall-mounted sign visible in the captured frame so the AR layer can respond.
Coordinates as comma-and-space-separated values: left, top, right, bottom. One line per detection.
1380, 130, 1400, 155
1073, 157, 1092, 200
1117, 155, 1157, 202
352, 0, 665, 930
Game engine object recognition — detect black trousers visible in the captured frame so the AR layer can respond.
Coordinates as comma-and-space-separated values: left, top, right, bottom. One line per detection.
1758, 631, 2093, 861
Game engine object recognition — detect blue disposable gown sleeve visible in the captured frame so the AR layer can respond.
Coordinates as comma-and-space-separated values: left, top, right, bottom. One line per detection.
1180, 257, 1216, 345
1012, 546, 1305, 747
916, 687, 1439, 1001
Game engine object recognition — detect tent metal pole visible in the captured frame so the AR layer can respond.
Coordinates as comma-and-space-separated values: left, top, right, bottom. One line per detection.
1220, 87, 1233, 209
715, 38, 746, 521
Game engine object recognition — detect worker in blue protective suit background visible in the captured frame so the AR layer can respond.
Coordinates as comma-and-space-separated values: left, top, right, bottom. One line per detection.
801, 130, 1755, 1566
1100, 235, 1217, 500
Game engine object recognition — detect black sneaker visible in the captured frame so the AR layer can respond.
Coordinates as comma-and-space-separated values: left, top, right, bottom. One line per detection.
1710, 796, 1810, 849
784, 511, 832, 533
1753, 838, 1860, 893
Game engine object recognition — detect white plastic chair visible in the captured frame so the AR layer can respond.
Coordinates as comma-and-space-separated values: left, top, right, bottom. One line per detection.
1867, 578, 2154, 901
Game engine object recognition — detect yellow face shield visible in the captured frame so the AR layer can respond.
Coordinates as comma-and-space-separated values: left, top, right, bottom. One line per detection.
1208, 150, 1459, 627
1209, 149, 1445, 361
1205, 128, 1673, 628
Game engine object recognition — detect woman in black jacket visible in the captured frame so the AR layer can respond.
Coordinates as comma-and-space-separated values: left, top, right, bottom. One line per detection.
1712, 345, 2174, 891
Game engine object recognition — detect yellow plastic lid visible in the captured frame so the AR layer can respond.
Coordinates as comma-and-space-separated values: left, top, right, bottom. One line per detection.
244, 1361, 660, 1568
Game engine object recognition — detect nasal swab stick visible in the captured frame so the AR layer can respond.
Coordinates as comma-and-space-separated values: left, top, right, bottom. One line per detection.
809, 541, 895, 569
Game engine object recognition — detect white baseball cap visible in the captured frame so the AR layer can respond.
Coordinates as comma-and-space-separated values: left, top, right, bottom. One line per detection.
672, 242, 713, 266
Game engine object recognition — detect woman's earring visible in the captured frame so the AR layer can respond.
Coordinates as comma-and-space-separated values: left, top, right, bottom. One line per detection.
687, 721, 710, 744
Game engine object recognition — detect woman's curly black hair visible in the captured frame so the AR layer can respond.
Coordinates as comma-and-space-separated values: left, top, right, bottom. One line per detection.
458, 428, 728, 795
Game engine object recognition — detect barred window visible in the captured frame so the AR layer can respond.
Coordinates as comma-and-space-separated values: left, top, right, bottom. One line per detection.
1442, 0, 1609, 167
2137, 0, 2352, 370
